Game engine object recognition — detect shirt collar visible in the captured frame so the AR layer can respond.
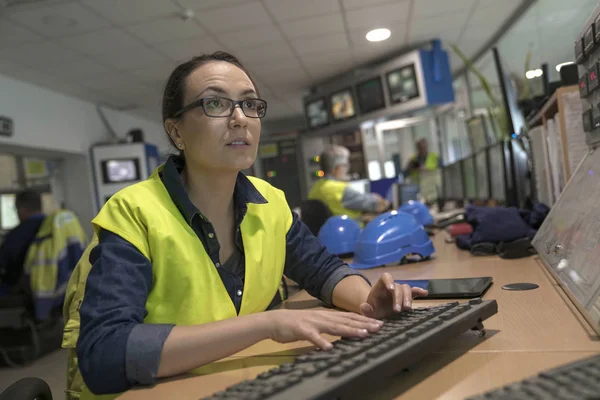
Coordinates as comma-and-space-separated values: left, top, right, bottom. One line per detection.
160, 155, 267, 225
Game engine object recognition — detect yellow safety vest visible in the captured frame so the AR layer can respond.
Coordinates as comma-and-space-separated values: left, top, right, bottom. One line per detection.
66, 167, 292, 400
407, 152, 439, 183
308, 179, 362, 220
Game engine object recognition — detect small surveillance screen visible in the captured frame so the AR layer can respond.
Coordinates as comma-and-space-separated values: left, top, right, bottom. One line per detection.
356, 77, 386, 113
101, 159, 141, 184
330, 89, 356, 121
386, 64, 420, 104
305, 98, 329, 129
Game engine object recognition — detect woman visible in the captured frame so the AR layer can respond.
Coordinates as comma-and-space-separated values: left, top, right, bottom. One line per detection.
70, 51, 427, 398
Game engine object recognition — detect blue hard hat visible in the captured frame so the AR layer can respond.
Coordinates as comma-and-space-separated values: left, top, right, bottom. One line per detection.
350, 210, 435, 269
318, 215, 362, 256
398, 200, 434, 226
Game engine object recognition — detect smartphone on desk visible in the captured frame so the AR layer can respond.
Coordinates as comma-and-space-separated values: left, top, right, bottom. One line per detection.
395, 277, 493, 299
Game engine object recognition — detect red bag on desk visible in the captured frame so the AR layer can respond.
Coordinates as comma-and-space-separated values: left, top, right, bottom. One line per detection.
447, 223, 473, 237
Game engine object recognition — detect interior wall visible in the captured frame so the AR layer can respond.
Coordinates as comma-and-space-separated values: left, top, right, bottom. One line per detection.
0, 73, 169, 232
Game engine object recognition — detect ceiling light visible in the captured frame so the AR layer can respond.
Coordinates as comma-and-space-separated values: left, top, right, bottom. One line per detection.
555, 61, 575, 72
525, 69, 543, 79
366, 28, 391, 42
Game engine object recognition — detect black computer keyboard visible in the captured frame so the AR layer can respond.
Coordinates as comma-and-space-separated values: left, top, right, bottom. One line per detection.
204, 298, 498, 400
467, 353, 600, 400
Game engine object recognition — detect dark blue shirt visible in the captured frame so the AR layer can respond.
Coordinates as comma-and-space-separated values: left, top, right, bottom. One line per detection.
77, 156, 367, 395
0, 214, 45, 292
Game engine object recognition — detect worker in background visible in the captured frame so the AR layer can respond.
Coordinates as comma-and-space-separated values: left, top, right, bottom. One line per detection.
65, 51, 427, 398
0, 190, 45, 297
309, 145, 390, 220
404, 138, 440, 183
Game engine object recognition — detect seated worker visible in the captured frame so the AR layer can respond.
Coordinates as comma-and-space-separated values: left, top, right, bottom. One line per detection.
70, 51, 427, 398
404, 138, 441, 183
0, 190, 45, 298
308, 145, 390, 220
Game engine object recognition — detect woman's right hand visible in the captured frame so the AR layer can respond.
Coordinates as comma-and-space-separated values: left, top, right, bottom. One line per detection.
264, 309, 383, 350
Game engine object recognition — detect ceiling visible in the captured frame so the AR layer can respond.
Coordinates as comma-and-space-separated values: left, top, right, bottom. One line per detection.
0, 0, 525, 124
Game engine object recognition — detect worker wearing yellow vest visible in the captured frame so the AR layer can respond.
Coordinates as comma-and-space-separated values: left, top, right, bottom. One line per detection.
309, 145, 390, 220
404, 138, 440, 183
63, 52, 428, 399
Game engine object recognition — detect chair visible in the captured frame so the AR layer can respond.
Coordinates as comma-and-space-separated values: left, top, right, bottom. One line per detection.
0, 210, 86, 367
298, 200, 332, 236
0, 377, 53, 400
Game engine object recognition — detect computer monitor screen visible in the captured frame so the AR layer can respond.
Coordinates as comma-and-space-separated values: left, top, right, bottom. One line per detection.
466, 116, 489, 153
489, 143, 506, 201
101, 158, 141, 184
475, 151, 489, 200
305, 98, 329, 129
386, 64, 420, 104
462, 157, 476, 199
0, 194, 19, 230
347, 179, 370, 194
330, 89, 356, 121
356, 77, 385, 113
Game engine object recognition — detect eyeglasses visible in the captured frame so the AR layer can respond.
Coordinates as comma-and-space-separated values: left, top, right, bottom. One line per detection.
172, 96, 268, 119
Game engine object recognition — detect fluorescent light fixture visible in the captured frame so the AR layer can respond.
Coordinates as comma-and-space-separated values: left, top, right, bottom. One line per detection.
525, 69, 543, 79
366, 28, 391, 42
555, 61, 575, 72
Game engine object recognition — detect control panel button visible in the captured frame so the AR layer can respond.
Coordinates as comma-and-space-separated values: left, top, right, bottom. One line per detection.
583, 109, 593, 133
588, 62, 599, 93
580, 75, 589, 98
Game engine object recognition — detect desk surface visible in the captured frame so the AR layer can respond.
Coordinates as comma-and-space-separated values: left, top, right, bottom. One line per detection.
119, 233, 600, 399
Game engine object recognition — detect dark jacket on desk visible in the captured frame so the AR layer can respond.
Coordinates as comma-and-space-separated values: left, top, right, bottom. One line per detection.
455, 204, 550, 255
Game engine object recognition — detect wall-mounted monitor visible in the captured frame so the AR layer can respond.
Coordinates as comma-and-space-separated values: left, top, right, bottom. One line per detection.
386, 64, 420, 104
305, 97, 329, 129
330, 88, 356, 121
101, 158, 141, 184
356, 77, 386, 113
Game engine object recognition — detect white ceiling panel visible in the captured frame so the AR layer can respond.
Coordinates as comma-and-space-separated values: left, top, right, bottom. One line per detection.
245, 58, 304, 77
262, 0, 340, 22
7, 2, 111, 37
0, 19, 42, 48
129, 63, 178, 85
413, 0, 477, 19
195, 2, 271, 33
126, 17, 207, 45
341, 0, 398, 11
0, 40, 83, 67
218, 25, 285, 50
468, 0, 523, 27
43, 59, 119, 81
96, 46, 170, 71
291, 33, 350, 56
81, 0, 181, 25
154, 37, 224, 62
280, 14, 345, 39
409, 12, 467, 44
58, 28, 146, 56
233, 42, 296, 63
174, 0, 253, 10
345, 1, 410, 30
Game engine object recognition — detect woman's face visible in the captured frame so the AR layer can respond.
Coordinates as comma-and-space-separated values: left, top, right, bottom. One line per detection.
168, 61, 261, 173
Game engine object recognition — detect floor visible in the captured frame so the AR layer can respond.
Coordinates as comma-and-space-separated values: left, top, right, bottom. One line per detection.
0, 348, 67, 398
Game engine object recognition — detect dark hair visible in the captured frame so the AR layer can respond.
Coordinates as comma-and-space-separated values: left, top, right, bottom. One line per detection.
15, 190, 41, 212
162, 51, 260, 151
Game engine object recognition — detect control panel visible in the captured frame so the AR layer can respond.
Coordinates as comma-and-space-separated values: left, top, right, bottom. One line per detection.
576, 8, 600, 146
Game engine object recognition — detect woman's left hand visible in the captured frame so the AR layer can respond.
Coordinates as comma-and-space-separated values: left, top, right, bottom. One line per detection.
359, 273, 428, 319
